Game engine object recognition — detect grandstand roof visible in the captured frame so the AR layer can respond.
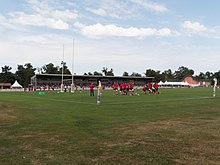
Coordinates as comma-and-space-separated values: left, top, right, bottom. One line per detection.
182, 77, 200, 85
32, 74, 154, 80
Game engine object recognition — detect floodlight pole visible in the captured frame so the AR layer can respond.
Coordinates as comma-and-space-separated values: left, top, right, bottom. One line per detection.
71, 38, 75, 93
60, 44, 65, 93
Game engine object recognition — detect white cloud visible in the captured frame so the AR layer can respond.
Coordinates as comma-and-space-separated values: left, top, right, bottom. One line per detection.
131, 0, 168, 12
86, 8, 108, 17
74, 22, 175, 39
86, 0, 167, 20
0, 15, 17, 30
182, 21, 207, 32
8, 0, 77, 30
86, 7, 122, 19
28, 0, 77, 21
85, 1, 133, 19
0, 15, 8, 27
9, 12, 69, 30
158, 28, 173, 36
181, 21, 220, 39
14, 34, 66, 45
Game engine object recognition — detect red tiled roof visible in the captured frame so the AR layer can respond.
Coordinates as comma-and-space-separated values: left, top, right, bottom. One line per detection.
182, 77, 199, 84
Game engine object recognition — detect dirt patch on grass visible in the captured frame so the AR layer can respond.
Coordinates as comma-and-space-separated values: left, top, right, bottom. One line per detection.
100, 117, 220, 164
1, 109, 219, 164
0, 102, 17, 121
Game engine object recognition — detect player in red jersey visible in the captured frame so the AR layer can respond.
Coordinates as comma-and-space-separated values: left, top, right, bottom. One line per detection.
89, 83, 94, 96
153, 82, 159, 94
147, 81, 153, 94
113, 82, 119, 95
125, 83, 130, 95
143, 85, 147, 94
122, 83, 126, 95
129, 82, 134, 95
119, 83, 123, 94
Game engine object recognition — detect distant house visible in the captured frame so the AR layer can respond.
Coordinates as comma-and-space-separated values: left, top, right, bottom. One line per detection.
182, 77, 200, 87
0, 83, 11, 89
200, 81, 211, 87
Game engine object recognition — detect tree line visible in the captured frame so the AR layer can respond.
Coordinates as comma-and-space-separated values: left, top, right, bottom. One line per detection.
0, 63, 71, 88
82, 66, 220, 85
0, 63, 219, 88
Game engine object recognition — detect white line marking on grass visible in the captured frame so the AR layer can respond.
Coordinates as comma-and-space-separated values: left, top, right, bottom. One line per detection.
46, 98, 97, 105
7, 93, 218, 106
103, 96, 216, 105
9, 94, 97, 105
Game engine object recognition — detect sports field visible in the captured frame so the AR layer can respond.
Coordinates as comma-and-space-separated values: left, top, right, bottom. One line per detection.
0, 88, 219, 165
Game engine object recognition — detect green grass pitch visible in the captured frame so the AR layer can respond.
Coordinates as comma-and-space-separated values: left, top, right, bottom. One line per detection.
0, 88, 220, 164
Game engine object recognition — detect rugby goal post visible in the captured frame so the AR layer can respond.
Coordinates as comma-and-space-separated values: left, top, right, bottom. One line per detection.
213, 78, 217, 97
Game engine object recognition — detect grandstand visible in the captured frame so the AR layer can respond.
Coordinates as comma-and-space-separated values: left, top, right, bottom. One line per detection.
31, 74, 154, 91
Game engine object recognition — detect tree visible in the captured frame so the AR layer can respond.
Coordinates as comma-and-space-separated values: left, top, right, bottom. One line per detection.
174, 66, 194, 81
102, 67, 108, 76
161, 69, 174, 82
106, 68, 114, 76
0, 65, 16, 84
2, 65, 12, 74
93, 71, 102, 76
122, 72, 129, 76
130, 72, 142, 77
42, 63, 59, 74
102, 67, 114, 76
59, 65, 71, 74
194, 72, 206, 81
42, 63, 71, 74
213, 71, 220, 85
205, 71, 213, 80
144, 69, 161, 82
15, 63, 36, 88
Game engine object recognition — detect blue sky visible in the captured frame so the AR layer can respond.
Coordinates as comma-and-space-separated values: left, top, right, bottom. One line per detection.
0, 0, 220, 76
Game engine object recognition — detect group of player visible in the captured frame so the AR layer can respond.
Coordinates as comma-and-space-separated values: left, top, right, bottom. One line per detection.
112, 82, 134, 95
112, 81, 159, 95
143, 81, 160, 94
